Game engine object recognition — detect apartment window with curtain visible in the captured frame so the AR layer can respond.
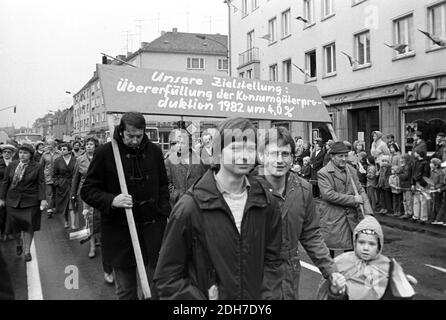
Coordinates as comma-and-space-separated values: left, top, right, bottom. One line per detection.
355, 31, 371, 66
269, 64, 278, 81
281, 9, 291, 38
324, 43, 336, 75
305, 50, 317, 81
268, 17, 277, 43
322, 0, 335, 19
304, 0, 315, 25
218, 58, 229, 71
282, 59, 292, 83
428, 2, 446, 48
393, 14, 414, 55
246, 69, 252, 79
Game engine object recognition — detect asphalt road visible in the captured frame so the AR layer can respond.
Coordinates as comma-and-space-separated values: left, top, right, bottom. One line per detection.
1, 213, 445, 300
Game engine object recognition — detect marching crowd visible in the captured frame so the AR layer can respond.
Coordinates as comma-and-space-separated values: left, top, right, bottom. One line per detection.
2, 111, 441, 300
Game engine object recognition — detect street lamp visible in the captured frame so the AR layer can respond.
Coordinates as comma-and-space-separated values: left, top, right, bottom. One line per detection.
195, 35, 230, 76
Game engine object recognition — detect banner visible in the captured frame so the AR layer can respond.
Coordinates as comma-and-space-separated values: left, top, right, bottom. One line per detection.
97, 64, 332, 123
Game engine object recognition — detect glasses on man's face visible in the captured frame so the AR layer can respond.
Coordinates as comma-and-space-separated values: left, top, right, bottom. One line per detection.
267, 151, 292, 159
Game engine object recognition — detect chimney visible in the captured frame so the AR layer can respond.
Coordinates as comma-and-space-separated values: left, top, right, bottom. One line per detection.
172, 28, 178, 33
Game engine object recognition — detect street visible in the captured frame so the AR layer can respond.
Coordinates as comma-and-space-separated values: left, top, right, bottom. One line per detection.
1, 213, 445, 300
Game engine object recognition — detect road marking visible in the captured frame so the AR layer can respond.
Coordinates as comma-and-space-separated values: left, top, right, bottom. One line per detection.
300, 261, 321, 274
425, 264, 446, 274
26, 240, 43, 300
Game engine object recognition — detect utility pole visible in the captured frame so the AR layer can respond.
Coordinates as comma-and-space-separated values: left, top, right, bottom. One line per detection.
134, 19, 147, 46
186, 6, 190, 32
121, 31, 136, 54
156, 13, 161, 34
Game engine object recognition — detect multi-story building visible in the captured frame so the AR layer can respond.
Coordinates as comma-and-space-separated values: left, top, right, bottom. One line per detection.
73, 29, 229, 152
228, 0, 446, 153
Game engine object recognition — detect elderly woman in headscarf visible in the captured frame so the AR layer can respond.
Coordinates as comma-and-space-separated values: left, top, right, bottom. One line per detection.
0, 144, 47, 262
371, 131, 391, 166
317, 216, 417, 300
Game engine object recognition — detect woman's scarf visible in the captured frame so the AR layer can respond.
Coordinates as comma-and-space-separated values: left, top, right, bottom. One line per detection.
11, 161, 29, 188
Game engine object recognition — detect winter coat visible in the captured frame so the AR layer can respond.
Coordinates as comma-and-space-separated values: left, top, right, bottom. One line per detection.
398, 163, 413, 189
0, 160, 45, 208
412, 139, 427, 155
154, 169, 283, 300
165, 152, 206, 208
432, 144, 446, 162
257, 172, 337, 300
412, 158, 430, 187
39, 150, 61, 184
371, 131, 391, 164
53, 156, 76, 214
378, 164, 391, 189
80, 126, 171, 268
430, 169, 445, 190
317, 162, 373, 250
310, 149, 325, 183
366, 165, 377, 188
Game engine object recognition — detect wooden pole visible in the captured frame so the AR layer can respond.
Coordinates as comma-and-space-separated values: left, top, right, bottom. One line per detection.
107, 114, 151, 299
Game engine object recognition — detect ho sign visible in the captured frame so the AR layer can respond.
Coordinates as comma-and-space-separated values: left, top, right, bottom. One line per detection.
405, 80, 437, 102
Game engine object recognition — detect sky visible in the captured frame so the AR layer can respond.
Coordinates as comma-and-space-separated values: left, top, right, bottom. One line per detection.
0, 0, 228, 128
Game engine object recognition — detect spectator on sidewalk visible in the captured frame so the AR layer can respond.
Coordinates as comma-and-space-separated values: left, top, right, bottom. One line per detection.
434, 163, 446, 226
399, 154, 414, 220
389, 165, 403, 217
371, 131, 391, 166
377, 156, 393, 215
0, 144, 16, 241
366, 156, 378, 213
323, 140, 335, 167
430, 158, 445, 225
412, 131, 427, 156
310, 138, 325, 198
432, 133, 446, 162
386, 134, 400, 152
301, 156, 312, 181
389, 143, 401, 167
412, 150, 430, 223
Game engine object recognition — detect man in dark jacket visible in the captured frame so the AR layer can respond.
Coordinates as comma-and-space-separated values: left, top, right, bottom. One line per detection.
81, 112, 171, 300
432, 133, 446, 162
411, 150, 430, 223
412, 131, 427, 156
255, 126, 344, 300
154, 117, 283, 300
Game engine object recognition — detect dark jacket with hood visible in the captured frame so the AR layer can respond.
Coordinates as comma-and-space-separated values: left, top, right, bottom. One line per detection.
80, 126, 171, 268
153, 169, 283, 300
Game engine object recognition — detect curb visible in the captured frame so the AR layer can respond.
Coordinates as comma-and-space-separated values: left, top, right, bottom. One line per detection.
375, 214, 446, 239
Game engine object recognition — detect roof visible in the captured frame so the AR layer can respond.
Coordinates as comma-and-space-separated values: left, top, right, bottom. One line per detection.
126, 31, 228, 61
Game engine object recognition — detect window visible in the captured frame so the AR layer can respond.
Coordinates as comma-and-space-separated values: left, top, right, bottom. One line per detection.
239, 72, 245, 78
242, 0, 248, 17
218, 58, 229, 71
305, 50, 317, 80
281, 9, 291, 38
96, 114, 99, 123
247, 30, 255, 49
428, 2, 446, 48
304, 0, 315, 25
322, 0, 335, 18
187, 57, 205, 70
91, 116, 95, 125
393, 15, 414, 55
269, 64, 278, 81
282, 59, 292, 83
246, 69, 252, 79
268, 17, 277, 43
251, 0, 258, 11
355, 31, 371, 65
324, 43, 336, 75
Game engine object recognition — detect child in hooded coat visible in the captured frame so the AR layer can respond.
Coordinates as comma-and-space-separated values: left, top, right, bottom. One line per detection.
317, 216, 416, 300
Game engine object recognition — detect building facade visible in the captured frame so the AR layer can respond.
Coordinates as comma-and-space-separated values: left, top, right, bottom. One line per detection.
228, 0, 446, 152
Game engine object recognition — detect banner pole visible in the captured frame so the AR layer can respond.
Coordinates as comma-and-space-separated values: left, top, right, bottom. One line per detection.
107, 114, 151, 299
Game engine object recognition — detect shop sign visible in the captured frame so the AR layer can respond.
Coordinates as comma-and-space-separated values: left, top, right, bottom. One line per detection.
404, 80, 437, 102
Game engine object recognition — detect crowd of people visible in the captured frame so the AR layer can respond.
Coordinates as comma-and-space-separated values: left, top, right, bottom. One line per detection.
0, 112, 431, 300
291, 131, 446, 226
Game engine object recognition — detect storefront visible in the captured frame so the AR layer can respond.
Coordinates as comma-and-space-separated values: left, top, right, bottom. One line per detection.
324, 73, 446, 155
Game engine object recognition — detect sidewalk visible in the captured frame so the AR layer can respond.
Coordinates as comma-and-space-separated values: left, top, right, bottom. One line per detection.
374, 213, 446, 239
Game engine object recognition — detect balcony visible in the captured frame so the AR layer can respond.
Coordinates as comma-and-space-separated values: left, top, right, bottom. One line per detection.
238, 47, 260, 68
